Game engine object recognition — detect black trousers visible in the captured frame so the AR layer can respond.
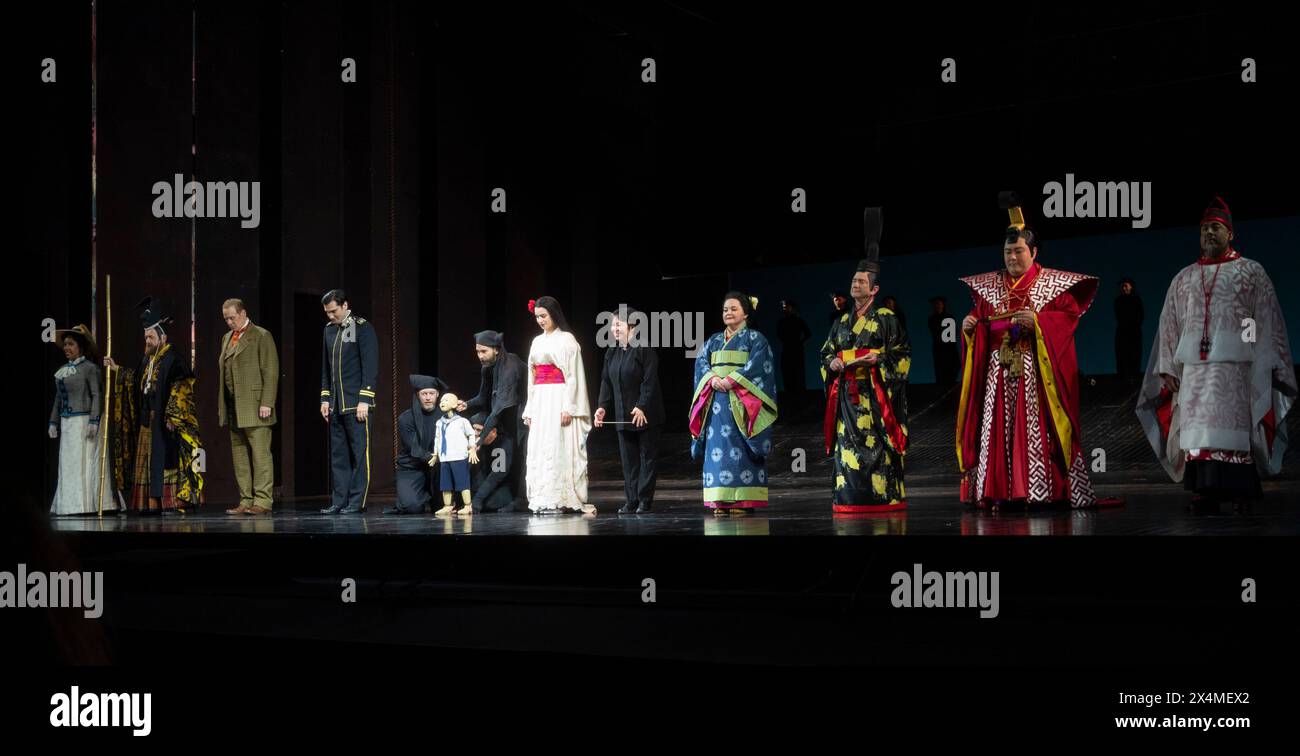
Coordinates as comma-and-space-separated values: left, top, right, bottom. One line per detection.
329, 410, 370, 510
932, 346, 959, 386
1115, 331, 1143, 378
472, 434, 519, 512
395, 467, 433, 512
781, 352, 805, 394
1184, 459, 1262, 500
616, 425, 660, 508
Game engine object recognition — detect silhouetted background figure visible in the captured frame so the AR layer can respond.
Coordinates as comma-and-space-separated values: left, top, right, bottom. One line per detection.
880, 295, 907, 331
827, 291, 849, 325
1114, 278, 1144, 381
776, 299, 812, 405
927, 296, 960, 386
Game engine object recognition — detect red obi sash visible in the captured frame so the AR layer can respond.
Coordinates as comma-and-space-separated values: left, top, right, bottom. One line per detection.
823, 348, 906, 455
533, 364, 565, 384
690, 384, 763, 439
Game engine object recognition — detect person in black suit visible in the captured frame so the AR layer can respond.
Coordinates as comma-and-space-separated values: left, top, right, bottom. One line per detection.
827, 291, 850, 325
594, 307, 665, 513
927, 296, 960, 386
1114, 278, 1144, 382
318, 289, 381, 514
776, 299, 812, 407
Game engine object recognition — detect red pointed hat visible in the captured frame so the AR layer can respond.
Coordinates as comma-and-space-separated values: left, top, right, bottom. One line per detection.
1201, 195, 1233, 233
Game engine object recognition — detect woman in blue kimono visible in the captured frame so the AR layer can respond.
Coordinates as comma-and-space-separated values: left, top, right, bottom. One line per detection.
689, 291, 779, 516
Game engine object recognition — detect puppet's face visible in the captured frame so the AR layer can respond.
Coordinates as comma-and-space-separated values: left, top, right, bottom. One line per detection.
418, 388, 439, 412
439, 393, 459, 413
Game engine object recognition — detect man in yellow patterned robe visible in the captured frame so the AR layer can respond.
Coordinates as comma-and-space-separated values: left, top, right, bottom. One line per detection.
105, 297, 204, 513
820, 213, 911, 512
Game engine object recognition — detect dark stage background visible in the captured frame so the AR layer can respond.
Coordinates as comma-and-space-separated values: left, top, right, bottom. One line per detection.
28, 1, 1295, 506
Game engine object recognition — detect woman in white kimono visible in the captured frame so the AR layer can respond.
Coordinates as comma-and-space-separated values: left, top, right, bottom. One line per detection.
522, 296, 595, 514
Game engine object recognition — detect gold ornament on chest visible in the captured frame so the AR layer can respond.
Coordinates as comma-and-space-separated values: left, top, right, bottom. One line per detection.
993, 310, 1031, 378
991, 282, 1032, 378
997, 332, 1024, 377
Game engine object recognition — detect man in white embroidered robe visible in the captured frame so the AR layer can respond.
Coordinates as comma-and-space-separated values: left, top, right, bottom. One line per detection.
1136, 197, 1296, 507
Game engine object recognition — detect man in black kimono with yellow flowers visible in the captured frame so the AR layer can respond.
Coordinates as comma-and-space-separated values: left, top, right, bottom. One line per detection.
820, 208, 910, 512
104, 297, 204, 514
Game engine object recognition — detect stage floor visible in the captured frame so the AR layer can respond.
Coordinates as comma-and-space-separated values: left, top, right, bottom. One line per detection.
47, 480, 1300, 536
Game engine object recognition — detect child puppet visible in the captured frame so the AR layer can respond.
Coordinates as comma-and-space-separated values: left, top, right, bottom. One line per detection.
432, 392, 479, 515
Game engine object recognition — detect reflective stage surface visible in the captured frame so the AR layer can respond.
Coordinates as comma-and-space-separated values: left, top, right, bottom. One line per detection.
47, 480, 1300, 536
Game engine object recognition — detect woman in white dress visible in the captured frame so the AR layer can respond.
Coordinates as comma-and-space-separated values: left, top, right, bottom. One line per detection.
48, 325, 113, 515
522, 296, 595, 514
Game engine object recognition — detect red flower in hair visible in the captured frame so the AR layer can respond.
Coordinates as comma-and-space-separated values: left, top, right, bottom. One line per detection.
527, 299, 536, 314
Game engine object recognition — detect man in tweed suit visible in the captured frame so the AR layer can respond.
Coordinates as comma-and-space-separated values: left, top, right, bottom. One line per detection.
219, 299, 280, 515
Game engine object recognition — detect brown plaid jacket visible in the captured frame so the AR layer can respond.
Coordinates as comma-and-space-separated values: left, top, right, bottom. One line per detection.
217, 323, 280, 428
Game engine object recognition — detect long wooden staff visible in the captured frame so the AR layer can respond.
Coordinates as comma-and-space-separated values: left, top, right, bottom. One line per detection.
97, 275, 113, 517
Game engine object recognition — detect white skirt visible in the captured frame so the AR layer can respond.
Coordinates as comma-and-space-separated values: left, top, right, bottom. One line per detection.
525, 384, 590, 511
50, 415, 114, 515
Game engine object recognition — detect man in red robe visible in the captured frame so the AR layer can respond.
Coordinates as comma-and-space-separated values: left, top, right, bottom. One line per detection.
956, 196, 1100, 508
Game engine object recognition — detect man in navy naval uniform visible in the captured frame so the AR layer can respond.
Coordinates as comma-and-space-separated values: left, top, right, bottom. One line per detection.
319, 289, 380, 514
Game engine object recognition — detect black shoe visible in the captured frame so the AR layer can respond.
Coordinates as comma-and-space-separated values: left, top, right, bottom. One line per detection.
320, 504, 345, 514
618, 502, 637, 514
383, 506, 407, 515
635, 502, 652, 514
338, 506, 364, 514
